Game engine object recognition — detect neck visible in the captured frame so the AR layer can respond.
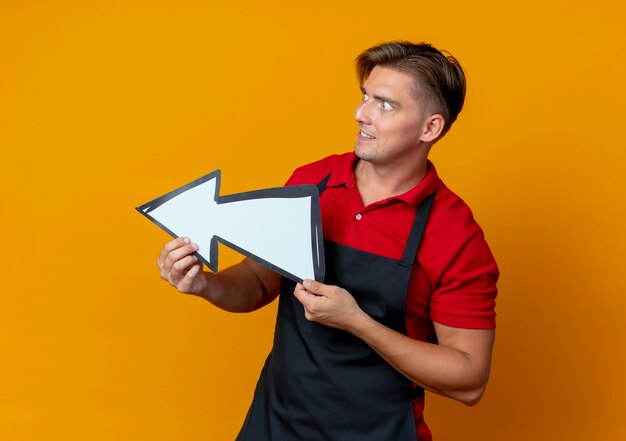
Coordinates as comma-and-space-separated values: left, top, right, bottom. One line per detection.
355, 153, 429, 206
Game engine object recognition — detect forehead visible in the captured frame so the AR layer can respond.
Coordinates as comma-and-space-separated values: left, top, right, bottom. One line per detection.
363, 66, 419, 103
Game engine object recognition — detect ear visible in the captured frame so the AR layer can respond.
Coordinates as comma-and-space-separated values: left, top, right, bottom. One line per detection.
419, 114, 445, 143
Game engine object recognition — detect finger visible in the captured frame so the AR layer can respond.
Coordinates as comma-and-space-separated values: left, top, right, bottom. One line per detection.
302, 279, 328, 296
160, 245, 193, 281
177, 263, 202, 294
167, 254, 199, 286
163, 243, 198, 274
171, 255, 199, 275
293, 283, 307, 304
293, 283, 322, 307
157, 237, 190, 268
293, 284, 317, 322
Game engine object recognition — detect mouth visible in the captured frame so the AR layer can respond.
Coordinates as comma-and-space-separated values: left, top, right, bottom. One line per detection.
359, 130, 376, 140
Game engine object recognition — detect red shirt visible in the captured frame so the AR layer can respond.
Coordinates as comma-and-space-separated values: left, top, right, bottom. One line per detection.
285, 152, 499, 440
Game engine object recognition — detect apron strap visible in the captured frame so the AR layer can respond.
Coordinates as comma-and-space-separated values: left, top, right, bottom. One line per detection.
400, 192, 435, 268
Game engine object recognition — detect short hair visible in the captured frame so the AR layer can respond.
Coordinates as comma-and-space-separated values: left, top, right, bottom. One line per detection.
356, 41, 466, 139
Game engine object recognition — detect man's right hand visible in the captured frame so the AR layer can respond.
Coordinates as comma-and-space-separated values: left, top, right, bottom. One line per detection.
156, 237, 282, 312
157, 237, 208, 295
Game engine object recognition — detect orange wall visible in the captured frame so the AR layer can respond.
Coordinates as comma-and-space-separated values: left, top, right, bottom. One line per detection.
1, 1, 625, 439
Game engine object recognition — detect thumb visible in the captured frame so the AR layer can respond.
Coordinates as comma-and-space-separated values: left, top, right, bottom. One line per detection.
302, 279, 328, 296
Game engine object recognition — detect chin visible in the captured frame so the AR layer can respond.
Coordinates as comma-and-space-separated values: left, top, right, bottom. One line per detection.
354, 144, 372, 161
354, 146, 379, 164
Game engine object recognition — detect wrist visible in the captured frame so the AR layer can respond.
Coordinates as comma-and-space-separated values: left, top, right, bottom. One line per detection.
346, 309, 375, 337
198, 271, 218, 301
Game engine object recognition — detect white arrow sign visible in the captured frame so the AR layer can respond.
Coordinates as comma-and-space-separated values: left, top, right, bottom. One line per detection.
136, 170, 325, 283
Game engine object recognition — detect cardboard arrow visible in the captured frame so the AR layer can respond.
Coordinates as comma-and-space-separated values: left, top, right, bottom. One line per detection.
136, 170, 325, 283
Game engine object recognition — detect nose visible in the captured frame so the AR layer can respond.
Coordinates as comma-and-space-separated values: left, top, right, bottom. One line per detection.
354, 100, 372, 125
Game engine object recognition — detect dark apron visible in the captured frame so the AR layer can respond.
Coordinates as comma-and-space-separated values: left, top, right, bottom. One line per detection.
236, 175, 434, 441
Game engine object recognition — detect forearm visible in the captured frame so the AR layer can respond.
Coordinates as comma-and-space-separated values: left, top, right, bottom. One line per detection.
200, 259, 280, 313
348, 313, 492, 406
293, 279, 494, 405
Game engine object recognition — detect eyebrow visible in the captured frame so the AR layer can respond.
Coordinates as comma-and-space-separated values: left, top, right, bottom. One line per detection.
360, 85, 401, 108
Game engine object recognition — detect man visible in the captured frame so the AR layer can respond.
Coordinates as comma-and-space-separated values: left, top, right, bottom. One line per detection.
157, 41, 498, 441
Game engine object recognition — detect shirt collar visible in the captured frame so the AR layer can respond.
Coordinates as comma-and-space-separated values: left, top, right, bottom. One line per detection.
327, 151, 441, 209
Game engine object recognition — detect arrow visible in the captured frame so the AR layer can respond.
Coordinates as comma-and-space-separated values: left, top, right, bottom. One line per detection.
136, 170, 325, 283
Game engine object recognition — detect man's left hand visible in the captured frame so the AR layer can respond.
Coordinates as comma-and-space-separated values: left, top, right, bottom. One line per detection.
293, 280, 365, 331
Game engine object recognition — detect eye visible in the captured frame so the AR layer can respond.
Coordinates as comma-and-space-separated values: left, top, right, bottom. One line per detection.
362, 93, 369, 101
382, 101, 393, 111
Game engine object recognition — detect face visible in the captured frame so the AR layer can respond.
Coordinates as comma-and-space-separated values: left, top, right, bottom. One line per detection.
354, 66, 434, 166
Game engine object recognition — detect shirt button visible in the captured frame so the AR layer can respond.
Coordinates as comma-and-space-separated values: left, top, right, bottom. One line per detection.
355, 213, 362, 220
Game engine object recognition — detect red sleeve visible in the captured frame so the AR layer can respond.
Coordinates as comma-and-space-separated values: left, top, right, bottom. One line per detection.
429, 228, 499, 329
420, 184, 499, 330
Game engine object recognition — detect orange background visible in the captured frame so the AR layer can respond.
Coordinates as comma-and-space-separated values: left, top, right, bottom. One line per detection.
1, 1, 625, 439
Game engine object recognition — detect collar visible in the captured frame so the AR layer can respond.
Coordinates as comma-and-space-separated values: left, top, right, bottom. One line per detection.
326, 152, 441, 209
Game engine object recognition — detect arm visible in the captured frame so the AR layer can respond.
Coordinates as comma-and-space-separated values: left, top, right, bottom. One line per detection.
157, 237, 282, 312
293, 280, 494, 406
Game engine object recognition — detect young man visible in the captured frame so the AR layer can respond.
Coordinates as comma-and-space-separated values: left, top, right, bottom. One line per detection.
157, 41, 498, 441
